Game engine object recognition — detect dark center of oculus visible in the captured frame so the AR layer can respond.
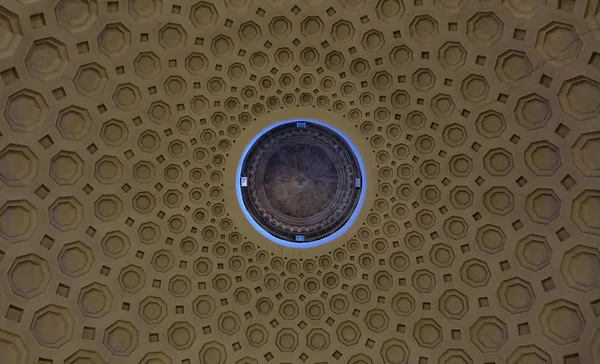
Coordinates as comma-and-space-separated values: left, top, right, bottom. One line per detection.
240, 122, 362, 243
264, 144, 338, 218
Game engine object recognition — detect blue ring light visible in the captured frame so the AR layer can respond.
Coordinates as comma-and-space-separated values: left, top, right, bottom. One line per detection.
235, 118, 366, 248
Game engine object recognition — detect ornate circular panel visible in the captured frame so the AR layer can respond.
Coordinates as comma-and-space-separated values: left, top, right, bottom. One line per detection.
237, 120, 364, 246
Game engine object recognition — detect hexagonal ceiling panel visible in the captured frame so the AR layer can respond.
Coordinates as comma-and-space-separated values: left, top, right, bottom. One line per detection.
0, 0, 599, 364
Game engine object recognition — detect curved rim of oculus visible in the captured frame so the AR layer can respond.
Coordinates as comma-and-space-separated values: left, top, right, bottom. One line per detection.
236, 118, 366, 248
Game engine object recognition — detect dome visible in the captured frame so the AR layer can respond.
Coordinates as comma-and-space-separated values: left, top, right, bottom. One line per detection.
0, 0, 598, 363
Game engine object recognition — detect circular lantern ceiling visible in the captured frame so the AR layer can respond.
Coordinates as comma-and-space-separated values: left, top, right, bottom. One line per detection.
236, 119, 365, 247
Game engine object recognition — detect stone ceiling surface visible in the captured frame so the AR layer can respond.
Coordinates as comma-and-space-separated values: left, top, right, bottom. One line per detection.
0, 0, 600, 363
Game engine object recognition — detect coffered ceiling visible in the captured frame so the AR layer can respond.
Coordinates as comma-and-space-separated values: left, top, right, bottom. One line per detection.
1, 0, 600, 363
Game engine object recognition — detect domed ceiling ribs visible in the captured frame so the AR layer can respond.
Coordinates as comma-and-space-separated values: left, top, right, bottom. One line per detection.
0, 0, 599, 363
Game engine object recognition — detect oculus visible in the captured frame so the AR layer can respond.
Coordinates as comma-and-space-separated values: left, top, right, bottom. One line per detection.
237, 120, 365, 247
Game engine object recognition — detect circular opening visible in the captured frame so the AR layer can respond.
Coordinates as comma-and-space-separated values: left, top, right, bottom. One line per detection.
236, 119, 365, 248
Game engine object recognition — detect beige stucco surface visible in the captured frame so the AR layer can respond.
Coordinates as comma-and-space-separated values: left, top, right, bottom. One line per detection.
0, 0, 600, 363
